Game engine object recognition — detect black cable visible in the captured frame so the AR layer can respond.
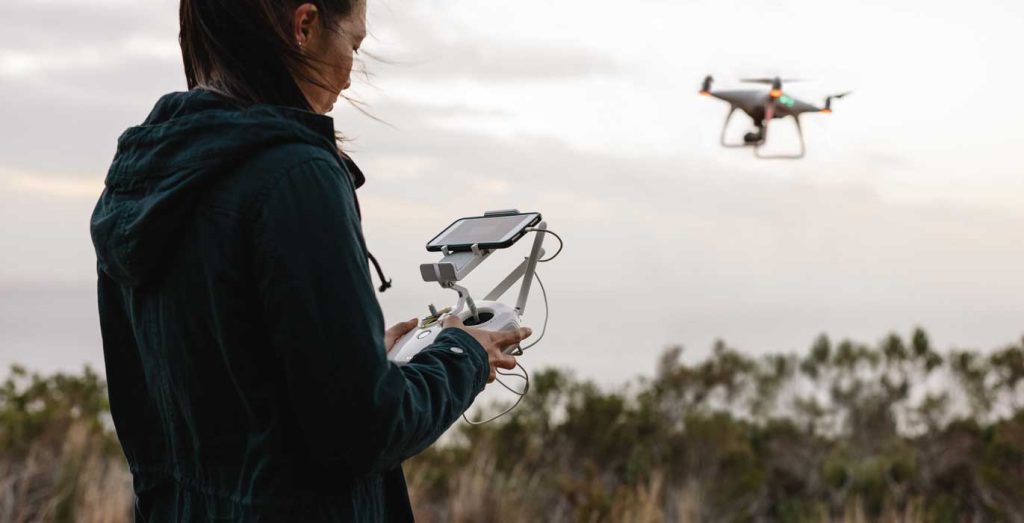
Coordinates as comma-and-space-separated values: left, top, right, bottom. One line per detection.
518, 272, 547, 351
525, 228, 564, 262
459, 228, 561, 424
463, 363, 530, 425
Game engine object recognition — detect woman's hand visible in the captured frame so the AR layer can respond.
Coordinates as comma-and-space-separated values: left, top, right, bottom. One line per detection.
442, 316, 531, 383
385, 318, 419, 354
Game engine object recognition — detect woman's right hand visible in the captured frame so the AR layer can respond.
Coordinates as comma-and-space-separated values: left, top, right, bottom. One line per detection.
442, 316, 531, 383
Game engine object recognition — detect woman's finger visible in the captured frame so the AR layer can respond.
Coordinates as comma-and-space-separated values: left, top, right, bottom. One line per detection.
442, 315, 464, 329
397, 318, 418, 334
493, 327, 532, 347
495, 355, 517, 370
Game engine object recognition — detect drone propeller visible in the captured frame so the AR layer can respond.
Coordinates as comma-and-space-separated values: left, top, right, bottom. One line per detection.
740, 77, 804, 99
740, 78, 806, 84
822, 91, 853, 112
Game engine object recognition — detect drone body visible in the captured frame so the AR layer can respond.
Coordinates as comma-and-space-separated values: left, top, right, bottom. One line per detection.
700, 76, 850, 159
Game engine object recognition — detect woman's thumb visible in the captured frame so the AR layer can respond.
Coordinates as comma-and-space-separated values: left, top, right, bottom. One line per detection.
442, 315, 465, 329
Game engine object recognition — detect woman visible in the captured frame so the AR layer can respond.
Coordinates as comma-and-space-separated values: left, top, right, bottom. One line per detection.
90, 1, 529, 520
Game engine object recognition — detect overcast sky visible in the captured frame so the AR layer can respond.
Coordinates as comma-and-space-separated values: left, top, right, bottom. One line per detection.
2, 0, 1023, 384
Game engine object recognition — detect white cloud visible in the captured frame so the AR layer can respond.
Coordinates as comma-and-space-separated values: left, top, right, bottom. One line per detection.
358, 0, 1024, 214
2, 169, 103, 198
0, 37, 178, 78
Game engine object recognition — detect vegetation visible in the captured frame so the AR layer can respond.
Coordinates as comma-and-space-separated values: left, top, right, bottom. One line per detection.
2, 329, 1022, 521
0, 365, 130, 522
406, 329, 1024, 522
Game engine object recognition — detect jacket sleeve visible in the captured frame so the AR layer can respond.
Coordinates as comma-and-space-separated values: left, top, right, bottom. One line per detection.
251, 156, 489, 475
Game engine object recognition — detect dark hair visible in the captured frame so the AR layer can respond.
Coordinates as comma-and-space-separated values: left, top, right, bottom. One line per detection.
179, 0, 358, 110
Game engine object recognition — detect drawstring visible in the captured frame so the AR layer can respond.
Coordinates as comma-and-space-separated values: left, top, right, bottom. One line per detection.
367, 251, 392, 293
340, 154, 390, 293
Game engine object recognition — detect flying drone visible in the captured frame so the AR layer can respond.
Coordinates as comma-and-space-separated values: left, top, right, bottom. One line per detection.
700, 75, 851, 159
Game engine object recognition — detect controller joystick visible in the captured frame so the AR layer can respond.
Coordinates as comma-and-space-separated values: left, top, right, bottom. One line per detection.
388, 301, 521, 365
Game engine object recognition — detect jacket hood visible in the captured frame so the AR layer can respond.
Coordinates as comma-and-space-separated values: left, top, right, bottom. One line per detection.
90, 89, 362, 287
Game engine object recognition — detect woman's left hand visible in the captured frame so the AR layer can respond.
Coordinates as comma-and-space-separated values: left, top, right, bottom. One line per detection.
385, 318, 419, 353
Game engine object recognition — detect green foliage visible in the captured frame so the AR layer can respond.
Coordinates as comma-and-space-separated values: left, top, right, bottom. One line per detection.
2, 331, 1022, 522
408, 329, 1024, 521
0, 364, 114, 456
0, 365, 130, 522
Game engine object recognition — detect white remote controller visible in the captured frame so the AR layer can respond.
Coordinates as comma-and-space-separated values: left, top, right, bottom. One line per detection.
388, 301, 522, 365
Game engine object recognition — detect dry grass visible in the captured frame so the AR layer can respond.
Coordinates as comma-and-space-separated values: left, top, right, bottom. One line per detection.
405, 455, 937, 523
0, 422, 131, 523
0, 429, 968, 523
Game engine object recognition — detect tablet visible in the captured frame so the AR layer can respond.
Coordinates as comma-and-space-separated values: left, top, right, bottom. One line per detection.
426, 212, 541, 252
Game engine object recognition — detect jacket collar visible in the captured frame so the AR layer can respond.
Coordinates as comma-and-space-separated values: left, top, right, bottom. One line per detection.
194, 88, 367, 189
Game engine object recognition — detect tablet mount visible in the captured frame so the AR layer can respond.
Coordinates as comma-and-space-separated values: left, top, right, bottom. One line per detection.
388, 209, 558, 424
390, 209, 547, 361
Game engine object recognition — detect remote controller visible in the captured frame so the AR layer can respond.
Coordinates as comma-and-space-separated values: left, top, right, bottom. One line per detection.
388, 301, 521, 365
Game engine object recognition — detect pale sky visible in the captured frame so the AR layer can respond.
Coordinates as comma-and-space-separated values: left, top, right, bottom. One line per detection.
1, 0, 1023, 384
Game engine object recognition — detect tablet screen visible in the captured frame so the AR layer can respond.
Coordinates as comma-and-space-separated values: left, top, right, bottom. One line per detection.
428, 213, 538, 250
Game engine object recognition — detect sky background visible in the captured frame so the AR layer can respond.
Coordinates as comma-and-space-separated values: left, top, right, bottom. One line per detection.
1, 0, 1023, 385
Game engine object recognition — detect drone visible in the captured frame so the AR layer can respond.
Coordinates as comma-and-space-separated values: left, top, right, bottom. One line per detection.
699, 75, 851, 159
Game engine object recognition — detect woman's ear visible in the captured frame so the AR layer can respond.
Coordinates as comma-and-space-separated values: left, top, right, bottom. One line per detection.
292, 3, 320, 48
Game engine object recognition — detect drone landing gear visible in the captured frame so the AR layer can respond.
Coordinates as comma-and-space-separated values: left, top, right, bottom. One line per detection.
754, 116, 805, 160
719, 107, 753, 149
718, 107, 806, 159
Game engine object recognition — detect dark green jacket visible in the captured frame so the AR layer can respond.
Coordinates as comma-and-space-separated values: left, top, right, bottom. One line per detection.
90, 90, 489, 521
